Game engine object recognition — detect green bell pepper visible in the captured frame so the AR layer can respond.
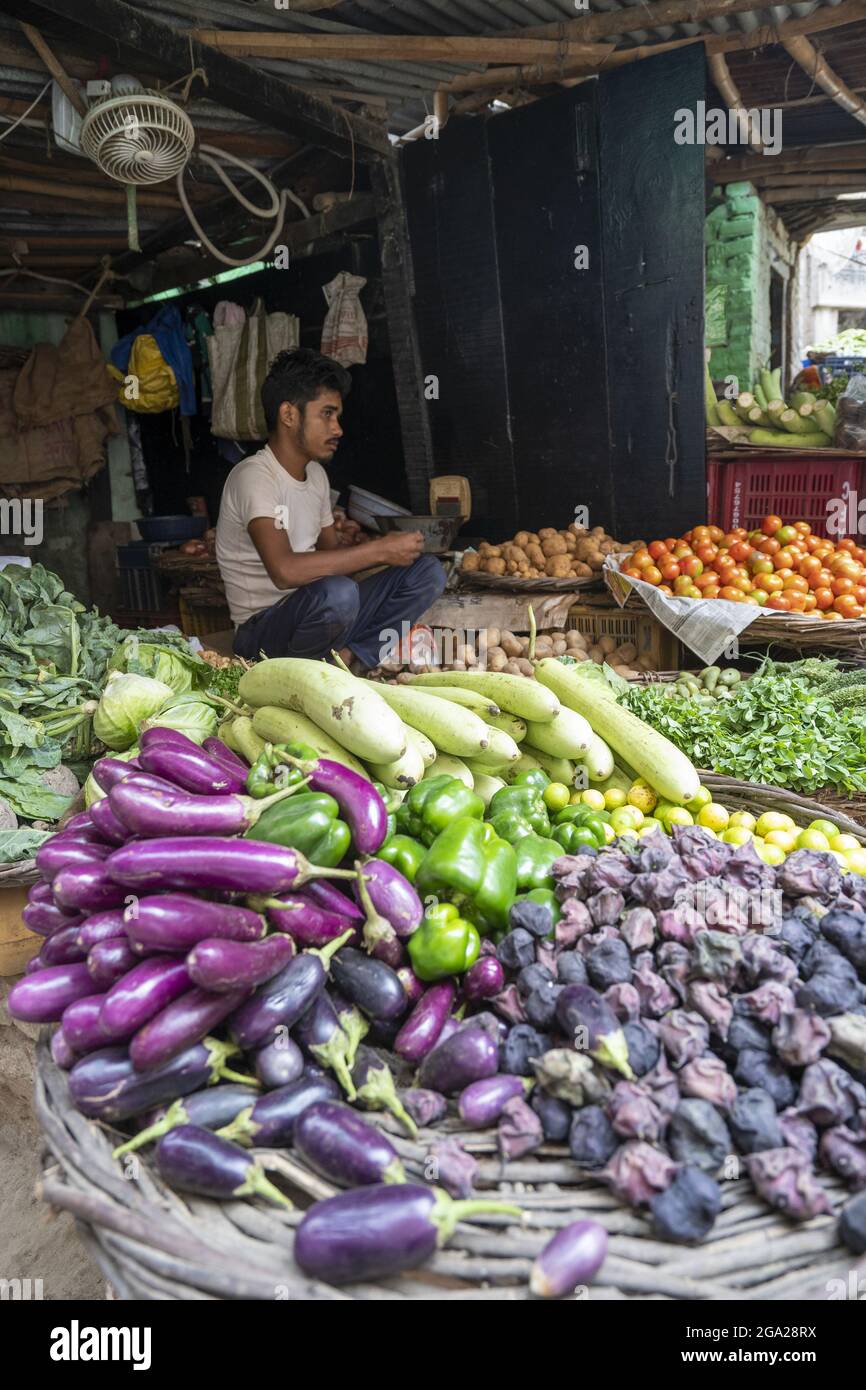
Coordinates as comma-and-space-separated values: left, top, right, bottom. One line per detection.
245, 790, 351, 866
554, 804, 611, 826
395, 775, 484, 847
511, 768, 551, 793
552, 821, 604, 853
514, 834, 563, 892
407, 902, 481, 981
415, 817, 517, 935
514, 886, 562, 927
488, 810, 535, 845
488, 784, 551, 838
377, 834, 426, 883
472, 834, 518, 934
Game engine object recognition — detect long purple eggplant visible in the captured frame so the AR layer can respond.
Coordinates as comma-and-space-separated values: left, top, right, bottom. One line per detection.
417, 1026, 500, 1095
397, 966, 425, 1008
113, 1082, 260, 1157
87, 938, 140, 989
77, 910, 127, 950
295, 1101, 405, 1187
100, 957, 192, 1041
254, 1035, 304, 1089
274, 749, 388, 855
89, 797, 132, 845
130, 986, 250, 1072
91, 755, 141, 791
217, 1072, 340, 1148
294, 1184, 521, 1284
108, 778, 307, 839
156, 1125, 291, 1206
187, 934, 296, 994
529, 1220, 608, 1297
28, 880, 56, 905
329, 947, 408, 1022
351, 1045, 416, 1136
106, 838, 357, 896
24, 953, 45, 975
292, 993, 356, 1098
353, 860, 422, 939
139, 730, 245, 795
53, 862, 129, 914
299, 879, 364, 923
35, 837, 113, 882
8, 963, 96, 1023
257, 895, 360, 949
21, 901, 85, 939
458, 1074, 532, 1128
40, 924, 88, 966
123, 894, 265, 955
394, 981, 456, 1064
68, 1038, 253, 1121
463, 956, 505, 1003
51, 1028, 77, 1070
229, 932, 351, 1050
61, 811, 107, 839
61, 992, 110, 1053
203, 736, 249, 778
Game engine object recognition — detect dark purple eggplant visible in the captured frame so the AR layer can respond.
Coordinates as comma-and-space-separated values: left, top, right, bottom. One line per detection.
87, 938, 140, 989
106, 837, 357, 896
203, 736, 249, 778
35, 838, 113, 884
351, 1045, 416, 1136
255, 894, 359, 949
352, 859, 422, 940
254, 1035, 304, 1089
155, 1125, 290, 1206
113, 1083, 260, 1157
40, 924, 88, 966
529, 1220, 608, 1297
330, 947, 408, 1022
68, 1038, 253, 1121
217, 1073, 341, 1148
130, 986, 250, 1072
397, 966, 425, 1008
89, 797, 132, 845
123, 894, 265, 954
139, 731, 246, 795
295, 1101, 405, 1187
187, 934, 296, 994
24, 953, 45, 975
50, 1028, 77, 1070
276, 750, 388, 856
403, 1089, 448, 1128
229, 932, 351, 1051
53, 861, 129, 914
417, 1025, 500, 1095
77, 910, 127, 950
394, 981, 456, 1064
22, 902, 86, 941
293, 993, 356, 1098
458, 1074, 532, 1128
8, 962, 96, 1023
91, 755, 141, 791
61, 811, 106, 838
100, 957, 192, 1041
299, 879, 364, 923
463, 956, 506, 1003
61, 992, 109, 1053
294, 1183, 520, 1284
556, 984, 633, 1079
108, 778, 307, 839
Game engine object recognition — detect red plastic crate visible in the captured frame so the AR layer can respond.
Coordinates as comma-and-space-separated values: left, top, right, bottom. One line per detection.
717, 454, 864, 538
706, 459, 722, 525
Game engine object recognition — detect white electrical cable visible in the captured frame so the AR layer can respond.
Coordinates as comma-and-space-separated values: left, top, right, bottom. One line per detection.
176, 143, 311, 268
0, 79, 51, 143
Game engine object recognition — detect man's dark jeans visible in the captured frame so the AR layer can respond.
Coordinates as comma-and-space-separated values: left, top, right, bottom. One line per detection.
232, 555, 446, 668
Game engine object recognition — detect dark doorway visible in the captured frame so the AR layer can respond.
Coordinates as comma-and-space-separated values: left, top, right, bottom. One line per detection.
770, 267, 786, 380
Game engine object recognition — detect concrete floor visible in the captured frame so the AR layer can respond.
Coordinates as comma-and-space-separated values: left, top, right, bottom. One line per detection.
0, 981, 105, 1301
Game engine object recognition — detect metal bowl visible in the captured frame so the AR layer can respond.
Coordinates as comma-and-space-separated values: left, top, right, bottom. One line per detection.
378, 514, 462, 553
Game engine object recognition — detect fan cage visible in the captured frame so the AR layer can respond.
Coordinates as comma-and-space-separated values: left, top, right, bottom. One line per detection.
80, 92, 195, 185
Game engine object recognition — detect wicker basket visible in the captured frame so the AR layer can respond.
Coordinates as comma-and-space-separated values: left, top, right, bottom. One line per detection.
698, 774, 866, 840
35, 1035, 864, 1301
0, 858, 39, 888
458, 571, 602, 594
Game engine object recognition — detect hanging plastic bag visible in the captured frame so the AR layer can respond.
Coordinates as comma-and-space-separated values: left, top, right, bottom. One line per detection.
208, 299, 299, 439
321, 272, 368, 366
108, 334, 179, 413
835, 374, 866, 451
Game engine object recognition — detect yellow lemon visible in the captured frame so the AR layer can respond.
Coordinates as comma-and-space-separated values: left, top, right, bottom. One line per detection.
627, 778, 658, 814
611, 806, 644, 833
604, 789, 627, 809
581, 789, 606, 811
697, 802, 730, 833
764, 829, 798, 852
830, 849, 851, 868
755, 811, 791, 838
796, 829, 831, 852
830, 834, 861, 852
808, 819, 839, 839
754, 842, 785, 866
729, 811, 757, 831
844, 848, 866, 875
602, 822, 617, 845
686, 785, 713, 812
665, 807, 695, 828
722, 826, 753, 846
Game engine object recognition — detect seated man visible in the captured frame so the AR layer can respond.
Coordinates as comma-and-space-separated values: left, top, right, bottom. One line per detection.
216, 348, 446, 668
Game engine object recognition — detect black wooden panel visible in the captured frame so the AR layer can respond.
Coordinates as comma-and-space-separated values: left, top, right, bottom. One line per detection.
401, 121, 518, 536
598, 46, 707, 541
487, 86, 615, 535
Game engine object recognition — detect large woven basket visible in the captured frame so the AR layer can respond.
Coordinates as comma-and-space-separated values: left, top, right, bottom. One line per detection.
698, 774, 866, 840
35, 1036, 863, 1301
457, 570, 602, 593
0, 858, 39, 889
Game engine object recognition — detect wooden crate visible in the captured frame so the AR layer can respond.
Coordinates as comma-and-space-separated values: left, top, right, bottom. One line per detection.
0, 886, 40, 977
179, 595, 232, 638
566, 597, 681, 671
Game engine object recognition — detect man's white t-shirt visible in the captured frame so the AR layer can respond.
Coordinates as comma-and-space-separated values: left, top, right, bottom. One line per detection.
216, 444, 334, 627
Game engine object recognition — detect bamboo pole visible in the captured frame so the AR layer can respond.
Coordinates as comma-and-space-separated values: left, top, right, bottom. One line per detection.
0, 175, 183, 208
781, 33, 866, 130
188, 30, 610, 64
708, 52, 762, 154
18, 21, 86, 116
714, 140, 866, 181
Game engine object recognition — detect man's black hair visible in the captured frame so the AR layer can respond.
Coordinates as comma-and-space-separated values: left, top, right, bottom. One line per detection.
261, 347, 352, 433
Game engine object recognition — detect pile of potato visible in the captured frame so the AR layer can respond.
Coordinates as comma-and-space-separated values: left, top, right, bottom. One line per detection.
389, 625, 658, 680
460, 524, 626, 580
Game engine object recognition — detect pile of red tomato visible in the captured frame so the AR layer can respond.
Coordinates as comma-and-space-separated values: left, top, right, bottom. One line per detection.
621, 517, 866, 619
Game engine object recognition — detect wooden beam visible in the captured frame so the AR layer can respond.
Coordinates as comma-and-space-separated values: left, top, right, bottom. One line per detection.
10, 0, 389, 160
763, 186, 866, 203
0, 174, 184, 208
781, 34, 866, 130
283, 193, 377, 252
714, 140, 866, 181
18, 21, 87, 115
754, 172, 866, 188
190, 30, 616, 64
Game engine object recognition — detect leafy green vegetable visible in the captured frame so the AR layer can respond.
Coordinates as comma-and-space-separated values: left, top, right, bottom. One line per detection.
206, 663, 245, 702
141, 692, 219, 744
0, 828, 52, 864
108, 635, 211, 693
93, 672, 173, 750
